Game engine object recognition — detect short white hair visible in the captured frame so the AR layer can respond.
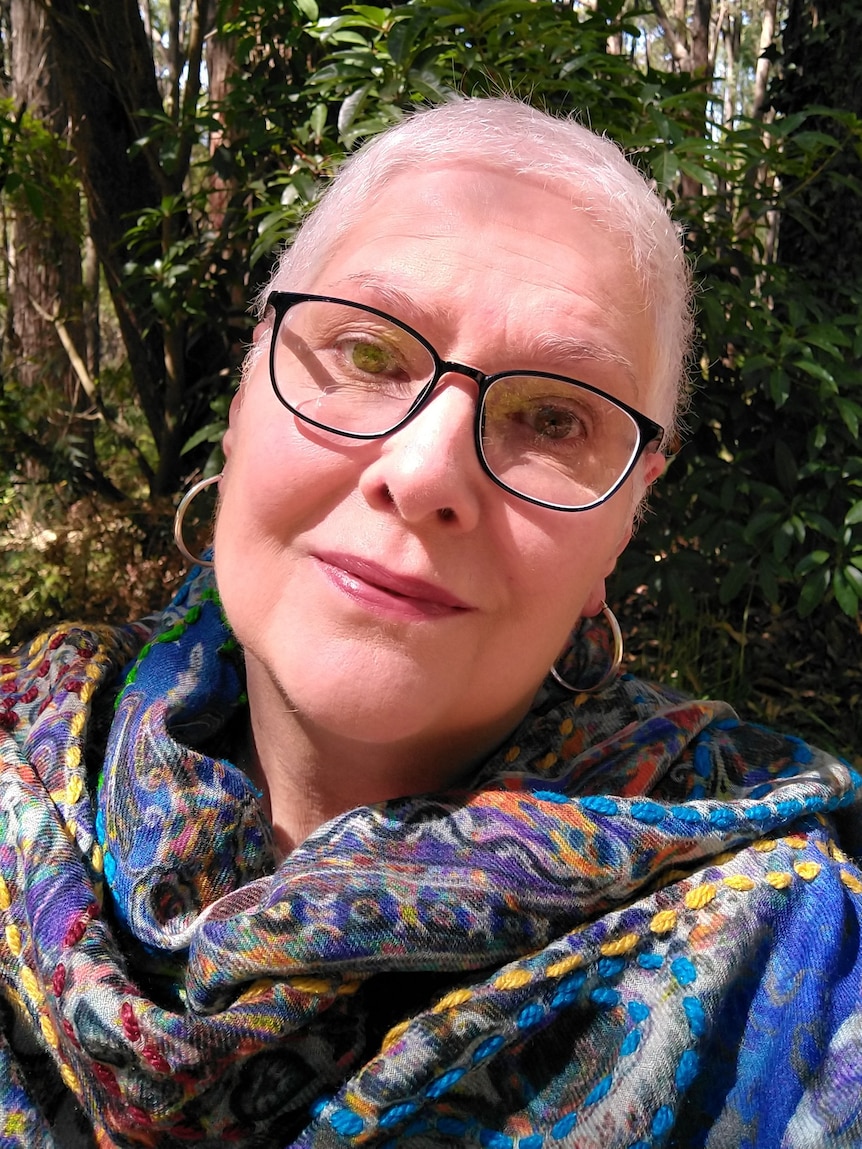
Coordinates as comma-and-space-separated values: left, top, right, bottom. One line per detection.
256, 97, 693, 441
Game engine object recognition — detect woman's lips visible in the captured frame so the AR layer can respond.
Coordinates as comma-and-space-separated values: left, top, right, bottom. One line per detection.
314, 552, 473, 619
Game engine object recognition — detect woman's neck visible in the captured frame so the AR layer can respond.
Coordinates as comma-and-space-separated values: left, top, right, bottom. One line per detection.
241, 662, 530, 855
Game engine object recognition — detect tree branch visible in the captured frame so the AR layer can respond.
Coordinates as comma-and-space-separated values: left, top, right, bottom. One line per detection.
649, 0, 690, 67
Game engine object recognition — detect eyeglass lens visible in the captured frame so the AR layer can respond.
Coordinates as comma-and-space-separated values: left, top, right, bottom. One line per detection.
271, 298, 645, 510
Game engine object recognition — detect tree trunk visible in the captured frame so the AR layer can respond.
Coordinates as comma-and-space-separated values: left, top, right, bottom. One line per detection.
649, 0, 713, 198
35, 0, 168, 490
8, 0, 82, 399
751, 0, 778, 122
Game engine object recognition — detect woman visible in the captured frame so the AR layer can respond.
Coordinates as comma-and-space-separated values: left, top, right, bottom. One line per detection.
2, 98, 860, 1148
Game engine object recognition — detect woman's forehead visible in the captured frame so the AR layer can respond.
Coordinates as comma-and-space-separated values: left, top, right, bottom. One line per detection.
304, 165, 657, 408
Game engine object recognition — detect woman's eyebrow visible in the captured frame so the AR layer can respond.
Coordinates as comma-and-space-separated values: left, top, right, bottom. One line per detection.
335, 275, 462, 330
526, 331, 639, 389
334, 273, 434, 321
334, 272, 638, 390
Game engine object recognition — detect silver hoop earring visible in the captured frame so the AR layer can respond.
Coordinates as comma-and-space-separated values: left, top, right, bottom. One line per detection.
550, 603, 624, 695
173, 474, 221, 568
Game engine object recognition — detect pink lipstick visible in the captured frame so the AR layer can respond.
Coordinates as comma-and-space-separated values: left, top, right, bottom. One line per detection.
314, 552, 473, 620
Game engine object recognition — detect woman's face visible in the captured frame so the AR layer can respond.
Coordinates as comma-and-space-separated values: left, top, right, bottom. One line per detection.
215, 165, 665, 762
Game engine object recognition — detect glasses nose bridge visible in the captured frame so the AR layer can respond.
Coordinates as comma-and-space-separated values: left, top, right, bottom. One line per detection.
435, 358, 487, 392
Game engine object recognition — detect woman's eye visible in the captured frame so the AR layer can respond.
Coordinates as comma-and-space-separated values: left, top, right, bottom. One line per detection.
342, 339, 396, 375
529, 405, 586, 441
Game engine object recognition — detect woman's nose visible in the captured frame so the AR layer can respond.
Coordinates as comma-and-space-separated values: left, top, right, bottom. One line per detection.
357, 375, 484, 529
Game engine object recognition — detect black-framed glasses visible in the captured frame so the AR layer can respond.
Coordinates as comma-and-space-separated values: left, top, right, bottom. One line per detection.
265, 292, 664, 512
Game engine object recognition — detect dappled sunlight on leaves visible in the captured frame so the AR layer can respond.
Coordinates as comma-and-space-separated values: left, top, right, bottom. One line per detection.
616, 583, 861, 768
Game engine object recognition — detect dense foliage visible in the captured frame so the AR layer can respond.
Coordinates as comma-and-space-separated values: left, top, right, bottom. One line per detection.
1, 0, 859, 755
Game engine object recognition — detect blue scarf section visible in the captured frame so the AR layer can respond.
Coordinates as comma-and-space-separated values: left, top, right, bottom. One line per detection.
1, 568, 861, 1147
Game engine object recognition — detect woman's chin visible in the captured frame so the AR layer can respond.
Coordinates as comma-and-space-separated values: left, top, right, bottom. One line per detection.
249, 643, 461, 746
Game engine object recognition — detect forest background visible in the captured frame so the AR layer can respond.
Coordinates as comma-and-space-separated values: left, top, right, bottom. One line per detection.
0, 0, 860, 761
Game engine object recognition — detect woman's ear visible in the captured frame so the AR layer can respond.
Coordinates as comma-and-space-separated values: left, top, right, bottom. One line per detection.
642, 450, 667, 488
222, 389, 244, 459
582, 511, 638, 616
224, 322, 270, 459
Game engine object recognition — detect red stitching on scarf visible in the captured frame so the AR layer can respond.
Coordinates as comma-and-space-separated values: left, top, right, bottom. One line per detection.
92, 1062, 122, 1097
141, 1043, 171, 1074
52, 963, 66, 997
120, 1001, 141, 1043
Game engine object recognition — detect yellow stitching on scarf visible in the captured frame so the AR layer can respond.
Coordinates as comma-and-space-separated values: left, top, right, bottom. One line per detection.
793, 861, 821, 881
60, 1064, 81, 1093
237, 979, 273, 1002
381, 1019, 411, 1052
559, 718, 574, 736
21, 968, 44, 1005
66, 773, 83, 804
753, 839, 776, 852
840, 870, 862, 894
546, 954, 583, 978
537, 752, 558, 771
723, 875, 755, 892
288, 977, 333, 995
599, 933, 639, 957
765, 871, 792, 889
685, 883, 717, 910
70, 710, 86, 738
344, 1092, 375, 1119
433, 989, 473, 1011
0, 876, 10, 911
783, 835, 807, 849
5, 924, 22, 956
505, 746, 520, 763
39, 1014, 59, 1049
650, 910, 677, 933
494, 970, 533, 991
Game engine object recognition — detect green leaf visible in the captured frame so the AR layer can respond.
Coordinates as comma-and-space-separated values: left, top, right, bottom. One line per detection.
793, 359, 837, 390
649, 149, 678, 192
794, 550, 830, 577
846, 501, 862, 526
758, 561, 781, 607
798, 566, 830, 618
773, 521, 795, 563
836, 397, 861, 438
719, 562, 750, 605
337, 84, 372, 135
743, 511, 783, 543
801, 513, 839, 541
24, 181, 44, 217
182, 421, 225, 455
768, 367, 790, 408
677, 157, 715, 191
309, 103, 327, 142
832, 567, 859, 618
386, 13, 417, 65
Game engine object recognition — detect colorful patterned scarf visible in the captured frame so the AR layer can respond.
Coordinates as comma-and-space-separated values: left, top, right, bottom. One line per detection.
1, 568, 861, 1148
